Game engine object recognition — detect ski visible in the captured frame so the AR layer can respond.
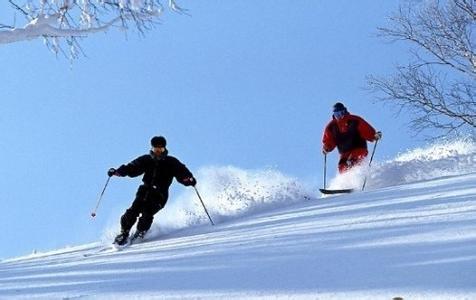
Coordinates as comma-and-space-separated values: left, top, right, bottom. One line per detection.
82, 245, 118, 257
83, 242, 133, 257
112, 242, 131, 251
319, 188, 354, 195
83, 232, 147, 258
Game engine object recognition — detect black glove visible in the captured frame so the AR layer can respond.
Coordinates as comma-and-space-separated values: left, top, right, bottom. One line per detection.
107, 168, 117, 177
183, 177, 197, 187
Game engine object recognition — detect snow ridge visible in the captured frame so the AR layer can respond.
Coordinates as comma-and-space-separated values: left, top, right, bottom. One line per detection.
328, 137, 476, 191
370, 137, 476, 188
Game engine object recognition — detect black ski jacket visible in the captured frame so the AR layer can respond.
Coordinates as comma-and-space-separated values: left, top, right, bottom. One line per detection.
115, 150, 193, 201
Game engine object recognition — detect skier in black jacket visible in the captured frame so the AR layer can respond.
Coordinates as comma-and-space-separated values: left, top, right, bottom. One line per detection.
108, 136, 196, 245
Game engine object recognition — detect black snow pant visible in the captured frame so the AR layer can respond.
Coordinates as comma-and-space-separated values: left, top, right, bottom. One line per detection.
120, 185, 167, 233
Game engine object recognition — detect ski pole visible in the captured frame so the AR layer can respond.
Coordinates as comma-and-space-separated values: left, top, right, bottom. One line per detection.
323, 153, 327, 189
193, 186, 215, 226
362, 140, 379, 191
91, 176, 111, 218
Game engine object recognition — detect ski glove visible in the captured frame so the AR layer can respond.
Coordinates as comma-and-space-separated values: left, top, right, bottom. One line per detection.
322, 147, 329, 155
108, 168, 119, 177
374, 131, 382, 141
182, 177, 197, 187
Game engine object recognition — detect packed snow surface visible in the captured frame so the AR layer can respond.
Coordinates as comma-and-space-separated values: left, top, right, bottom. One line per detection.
1, 139, 475, 299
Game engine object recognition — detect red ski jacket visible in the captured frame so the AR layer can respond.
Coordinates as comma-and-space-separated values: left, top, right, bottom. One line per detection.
322, 114, 376, 154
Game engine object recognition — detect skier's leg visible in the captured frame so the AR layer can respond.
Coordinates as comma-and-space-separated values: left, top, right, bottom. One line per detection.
347, 148, 369, 169
338, 155, 350, 173
136, 190, 166, 233
120, 185, 147, 232
136, 200, 163, 233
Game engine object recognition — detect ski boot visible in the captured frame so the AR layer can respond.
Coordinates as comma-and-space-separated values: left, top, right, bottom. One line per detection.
130, 230, 146, 244
113, 230, 130, 246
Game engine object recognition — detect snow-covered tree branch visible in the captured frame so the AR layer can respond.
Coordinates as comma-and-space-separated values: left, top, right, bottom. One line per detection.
0, 0, 186, 60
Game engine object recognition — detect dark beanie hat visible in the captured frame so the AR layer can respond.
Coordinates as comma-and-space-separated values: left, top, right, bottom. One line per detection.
333, 102, 347, 112
151, 136, 167, 148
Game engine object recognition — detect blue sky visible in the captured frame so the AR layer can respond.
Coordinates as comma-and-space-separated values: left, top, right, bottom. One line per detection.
0, 1, 422, 258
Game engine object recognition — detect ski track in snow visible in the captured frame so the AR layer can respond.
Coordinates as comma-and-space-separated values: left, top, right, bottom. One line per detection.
1, 139, 476, 299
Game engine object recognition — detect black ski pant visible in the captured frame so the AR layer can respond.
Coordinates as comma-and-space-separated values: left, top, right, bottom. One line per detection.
120, 185, 167, 233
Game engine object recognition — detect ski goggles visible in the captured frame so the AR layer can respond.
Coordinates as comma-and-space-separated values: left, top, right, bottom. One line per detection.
333, 110, 346, 119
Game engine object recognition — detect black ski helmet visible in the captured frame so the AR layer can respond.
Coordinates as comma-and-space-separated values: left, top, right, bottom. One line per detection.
151, 136, 167, 148
333, 102, 347, 112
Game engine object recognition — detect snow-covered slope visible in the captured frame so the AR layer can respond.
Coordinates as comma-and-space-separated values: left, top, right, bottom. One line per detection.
1, 139, 476, 300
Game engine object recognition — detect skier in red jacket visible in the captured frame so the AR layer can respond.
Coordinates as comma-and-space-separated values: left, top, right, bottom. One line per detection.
322, 102, 382, 173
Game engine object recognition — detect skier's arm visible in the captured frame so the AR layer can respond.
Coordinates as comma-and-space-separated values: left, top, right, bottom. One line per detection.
357, 116, 377, 142
322, 123, 336, 153
171, 158, 196, 186
116, 155, 148, 177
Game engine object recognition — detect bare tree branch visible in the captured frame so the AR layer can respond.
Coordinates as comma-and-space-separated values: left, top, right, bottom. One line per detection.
369, 0, 476, 139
